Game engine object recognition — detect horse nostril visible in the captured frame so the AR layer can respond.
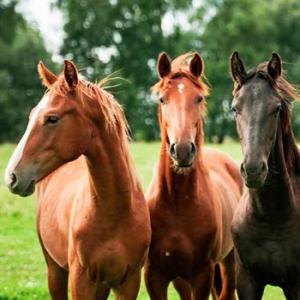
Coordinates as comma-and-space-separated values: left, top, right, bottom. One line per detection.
262, 162, 267, 172
240, 163, 246, 176
170, 143, 176, 158
10, 172, 17, 185
190, 143, 196, 156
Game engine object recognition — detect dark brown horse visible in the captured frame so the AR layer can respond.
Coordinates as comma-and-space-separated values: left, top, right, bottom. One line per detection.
5, 60, 151, 299
230, 52, 300, 299
144, 52, 243, 300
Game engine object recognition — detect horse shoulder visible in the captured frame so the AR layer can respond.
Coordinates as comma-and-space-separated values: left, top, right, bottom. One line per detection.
37, 156, 88, 268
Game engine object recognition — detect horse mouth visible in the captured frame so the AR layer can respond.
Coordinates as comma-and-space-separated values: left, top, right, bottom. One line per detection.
175, 162, 193, 168
172, 162, 194, 174
244, 178, 264, 189
14, 180, 36, 197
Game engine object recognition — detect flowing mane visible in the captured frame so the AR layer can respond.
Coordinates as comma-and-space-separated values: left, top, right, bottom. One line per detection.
233, 62, 300, 175
49, 75, 140, 188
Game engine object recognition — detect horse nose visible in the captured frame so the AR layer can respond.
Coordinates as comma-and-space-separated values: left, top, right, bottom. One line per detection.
170, 143, 176, 159
240, 160, 268, 188
169, 142, 196, 165
5, 171, 17, 189
241, 161, 267, 176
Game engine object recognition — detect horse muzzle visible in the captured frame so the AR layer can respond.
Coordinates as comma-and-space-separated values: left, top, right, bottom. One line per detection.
169, 142, 196, 168
240, 160, 268, 188
5, 170, 36, 197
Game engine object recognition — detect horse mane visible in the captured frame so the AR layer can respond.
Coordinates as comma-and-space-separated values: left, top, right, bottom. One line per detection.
234, 62, 300, 174
49, 76, 141, 189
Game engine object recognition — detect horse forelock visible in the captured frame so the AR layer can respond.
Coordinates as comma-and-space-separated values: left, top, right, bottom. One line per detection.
151, 53, 209, 97
47, 75, 141, 189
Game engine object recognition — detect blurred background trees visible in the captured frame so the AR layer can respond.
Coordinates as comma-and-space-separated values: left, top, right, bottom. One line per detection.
1, 0, 300, 143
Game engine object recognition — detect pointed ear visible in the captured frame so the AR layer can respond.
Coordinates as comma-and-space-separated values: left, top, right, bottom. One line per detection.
230, 51, 247, 85
38, 61, 58, 87
64, 59, 78, 89
268, 52, 282, 79
157, 52, 171, 78
189, 52, 204, 78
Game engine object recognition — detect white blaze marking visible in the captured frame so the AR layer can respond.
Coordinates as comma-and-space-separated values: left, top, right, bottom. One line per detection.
5, 95, 49, 184
165, 251, 170, 257
178, 84, 184, 94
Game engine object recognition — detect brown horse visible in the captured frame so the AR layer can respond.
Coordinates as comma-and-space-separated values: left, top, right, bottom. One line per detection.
144, 52, 243, 300
5, 60, 151, 299
230, 52, 300, 299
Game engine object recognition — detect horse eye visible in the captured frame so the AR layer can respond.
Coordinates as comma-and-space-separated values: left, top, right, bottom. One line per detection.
159, 98, 165, 104
45, 116, 59, 125
197, 96, 203, 104
231, 106, 237, 114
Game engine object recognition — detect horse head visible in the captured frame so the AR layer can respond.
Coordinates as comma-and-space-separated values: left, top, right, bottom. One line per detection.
154, 52, 209, 171
5, 60, 93, 196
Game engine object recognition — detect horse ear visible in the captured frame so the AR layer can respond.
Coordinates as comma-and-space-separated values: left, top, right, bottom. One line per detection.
268, 52, 282, 79
189, 52, 204, 78
64, 59, 78, 89
157, 52, 171, 78
38, 61, 58, 87
230, 51, 247, 85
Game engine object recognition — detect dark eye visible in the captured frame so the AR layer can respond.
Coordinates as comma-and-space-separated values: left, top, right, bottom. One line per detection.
45, 115, 59, 125
159, 98, 165, 104
231, 106, 237, 114
196, 96, 203, 104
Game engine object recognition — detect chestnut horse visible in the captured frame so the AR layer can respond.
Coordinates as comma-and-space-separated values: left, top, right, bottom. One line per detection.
144, 52, 243, 300
230, 52, 300, 299
5, 60, 151, 299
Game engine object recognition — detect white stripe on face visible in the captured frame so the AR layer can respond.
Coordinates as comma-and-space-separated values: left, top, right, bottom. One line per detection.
178, 84, 184, 94
5, 95, 49, 184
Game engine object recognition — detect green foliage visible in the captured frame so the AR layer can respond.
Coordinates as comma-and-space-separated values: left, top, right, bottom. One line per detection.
55, 0, 195, 140
0, 1, 57, 142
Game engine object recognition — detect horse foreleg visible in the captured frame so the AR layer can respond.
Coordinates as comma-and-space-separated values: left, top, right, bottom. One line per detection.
236, 263, 264, 300
218, 249, 236, 300
172, 278, 192, 300
94, 284, 110, 300
144, 262, 169, 300
191, 261, 214, 300
43, 249, 68, 300
69, 260, 98, 300
113, 268, 141, 300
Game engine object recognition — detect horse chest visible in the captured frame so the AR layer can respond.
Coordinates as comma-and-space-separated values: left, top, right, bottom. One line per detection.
232, 217, 300, 286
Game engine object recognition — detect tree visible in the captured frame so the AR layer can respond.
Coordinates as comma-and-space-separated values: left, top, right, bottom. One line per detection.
55, 0, 194, 140
196, 0, 300, 142
0, 0, 57, 142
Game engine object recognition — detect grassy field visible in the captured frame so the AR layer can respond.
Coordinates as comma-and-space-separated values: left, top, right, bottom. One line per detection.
0, 142, 284, 299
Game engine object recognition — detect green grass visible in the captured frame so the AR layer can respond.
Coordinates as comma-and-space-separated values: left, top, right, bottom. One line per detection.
0, 142, 283, 299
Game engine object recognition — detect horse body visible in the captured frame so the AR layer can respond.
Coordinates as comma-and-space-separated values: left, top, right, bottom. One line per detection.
5, 61, 151, 299
145, 53, 242, 300
230, 52, 300, 299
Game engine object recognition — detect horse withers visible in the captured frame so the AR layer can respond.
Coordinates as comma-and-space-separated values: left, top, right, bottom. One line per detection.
230, 52, 300, 299
144, 52, 243, 300
5, 60, 151, 300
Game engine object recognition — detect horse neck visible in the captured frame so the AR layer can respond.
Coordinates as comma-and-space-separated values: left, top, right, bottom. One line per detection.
250, 119, 298, 217
84, 111, 136, 215
157, 130, 206, 201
